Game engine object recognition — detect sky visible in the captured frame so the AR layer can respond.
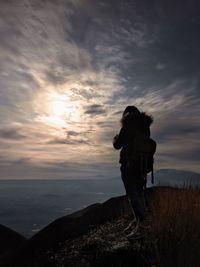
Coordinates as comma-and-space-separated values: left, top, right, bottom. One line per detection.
0, 0, 200, 179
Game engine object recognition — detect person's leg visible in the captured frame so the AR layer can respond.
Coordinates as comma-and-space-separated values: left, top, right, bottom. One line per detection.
120, 164, 134, 213
120, 164, 145, 222
120, 164, 147, 238
125, 181, 148, 239
128, 182, 145, 222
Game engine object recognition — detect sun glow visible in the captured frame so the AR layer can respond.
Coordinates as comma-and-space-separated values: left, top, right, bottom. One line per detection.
48, 99, 77, 127
52, 101, 66, 116
35, 90, 81, 128
49, 98, 75, 127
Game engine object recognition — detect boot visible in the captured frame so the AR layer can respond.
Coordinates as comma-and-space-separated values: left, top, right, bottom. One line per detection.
124, 219, 139, 235
126, 221, 146, 240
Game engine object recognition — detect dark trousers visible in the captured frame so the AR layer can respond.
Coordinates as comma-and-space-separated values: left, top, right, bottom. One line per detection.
120, 163, 145, 222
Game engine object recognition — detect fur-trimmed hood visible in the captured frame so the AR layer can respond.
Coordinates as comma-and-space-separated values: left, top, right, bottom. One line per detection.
121, 112, 153, 128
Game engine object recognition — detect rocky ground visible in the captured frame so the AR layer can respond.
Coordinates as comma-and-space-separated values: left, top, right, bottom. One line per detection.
45, 214, 158, 267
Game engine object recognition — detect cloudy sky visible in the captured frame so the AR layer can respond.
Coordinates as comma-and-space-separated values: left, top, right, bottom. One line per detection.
0, 0, 199, 179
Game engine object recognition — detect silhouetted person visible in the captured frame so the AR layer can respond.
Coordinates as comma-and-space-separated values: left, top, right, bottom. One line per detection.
113, 106, 154, 239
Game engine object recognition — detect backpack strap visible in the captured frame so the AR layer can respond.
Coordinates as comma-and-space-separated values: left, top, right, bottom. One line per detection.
140, 154, 148, 185
151, 164, 154, 184
140, 154, 155, 185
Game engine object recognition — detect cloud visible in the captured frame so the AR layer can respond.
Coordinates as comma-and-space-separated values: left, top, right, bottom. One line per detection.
156, 63, 166, 70
84, 104, 106, 115
47, 137, 89, 145
0, 127, 26, 140
67, 130, 79, 137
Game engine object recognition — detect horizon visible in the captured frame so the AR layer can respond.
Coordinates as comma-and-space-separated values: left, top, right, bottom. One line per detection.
0, 168, 199, 181
0, 0, 200, 179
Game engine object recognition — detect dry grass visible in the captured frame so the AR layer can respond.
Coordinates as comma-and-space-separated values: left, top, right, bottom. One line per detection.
149, 186, 200, 267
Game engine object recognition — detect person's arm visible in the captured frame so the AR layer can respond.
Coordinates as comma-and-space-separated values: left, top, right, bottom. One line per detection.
113, 127, 126, 149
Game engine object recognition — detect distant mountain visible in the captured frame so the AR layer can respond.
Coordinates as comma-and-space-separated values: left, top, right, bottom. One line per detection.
151, 169, 200, 187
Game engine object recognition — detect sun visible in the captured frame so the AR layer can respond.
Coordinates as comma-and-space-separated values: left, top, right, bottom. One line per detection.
48, 95, 77, 127
35, 91, 80, 128
48, 99, 72, 127
52, 101, 66, 116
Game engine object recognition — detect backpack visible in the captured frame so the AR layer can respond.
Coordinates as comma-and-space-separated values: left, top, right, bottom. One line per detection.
127, 135, 157, 184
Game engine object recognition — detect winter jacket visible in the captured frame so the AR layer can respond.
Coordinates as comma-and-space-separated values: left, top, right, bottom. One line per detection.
113, 112, 153, 164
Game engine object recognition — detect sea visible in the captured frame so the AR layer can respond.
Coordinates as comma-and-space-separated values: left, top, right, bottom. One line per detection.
0, 178, 124, 237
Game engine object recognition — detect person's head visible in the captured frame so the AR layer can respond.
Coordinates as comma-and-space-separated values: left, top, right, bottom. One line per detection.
120, 105, 140, 126
122, 105, 140, 117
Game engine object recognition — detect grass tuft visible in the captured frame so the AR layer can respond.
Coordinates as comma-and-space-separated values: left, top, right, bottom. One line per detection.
149, 186, 200, 267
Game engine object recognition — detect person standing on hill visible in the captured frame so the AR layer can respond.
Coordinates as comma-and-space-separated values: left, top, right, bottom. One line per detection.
113, 106, 154, 239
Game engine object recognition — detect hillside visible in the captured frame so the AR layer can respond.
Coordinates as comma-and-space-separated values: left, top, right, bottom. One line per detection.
0, 224, 26, 256
1, 186, 200, 267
